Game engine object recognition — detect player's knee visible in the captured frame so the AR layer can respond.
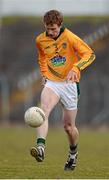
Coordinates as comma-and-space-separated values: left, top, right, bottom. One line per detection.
64, 123, 75, 135
41, 104, 51, 118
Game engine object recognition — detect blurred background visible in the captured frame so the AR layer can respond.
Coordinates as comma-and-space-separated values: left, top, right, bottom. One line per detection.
0, 0, 109, 127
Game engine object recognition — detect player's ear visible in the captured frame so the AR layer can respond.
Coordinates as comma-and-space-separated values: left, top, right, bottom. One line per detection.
43, 23, 46, 28
60, 22, 63, 28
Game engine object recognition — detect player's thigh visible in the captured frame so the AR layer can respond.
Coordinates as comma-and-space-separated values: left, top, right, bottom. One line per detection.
63, 108, 77, 126
41, 86, 60, 117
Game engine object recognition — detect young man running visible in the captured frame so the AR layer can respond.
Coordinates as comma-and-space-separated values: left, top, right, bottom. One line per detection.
30, 10, 95, 171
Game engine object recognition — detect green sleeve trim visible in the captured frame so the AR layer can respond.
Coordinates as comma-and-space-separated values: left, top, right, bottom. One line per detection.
77, 53, 95, 70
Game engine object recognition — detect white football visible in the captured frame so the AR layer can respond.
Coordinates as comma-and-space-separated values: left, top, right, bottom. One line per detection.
24, 107, 45, 128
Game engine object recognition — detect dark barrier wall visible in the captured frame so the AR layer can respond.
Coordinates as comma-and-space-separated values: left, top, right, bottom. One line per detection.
0, 17, 109, 126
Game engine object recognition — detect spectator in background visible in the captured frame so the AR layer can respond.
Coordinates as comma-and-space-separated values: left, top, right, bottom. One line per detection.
30, 9, 95, 171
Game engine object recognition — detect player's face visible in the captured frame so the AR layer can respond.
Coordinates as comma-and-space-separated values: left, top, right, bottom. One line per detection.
44, 24, 61, 39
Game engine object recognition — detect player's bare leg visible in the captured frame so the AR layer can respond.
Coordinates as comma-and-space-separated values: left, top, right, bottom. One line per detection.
30, 87, 59, 162
63, 108, 79, 171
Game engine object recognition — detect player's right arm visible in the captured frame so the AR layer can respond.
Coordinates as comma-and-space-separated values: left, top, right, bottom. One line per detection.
36, 37, 47, 78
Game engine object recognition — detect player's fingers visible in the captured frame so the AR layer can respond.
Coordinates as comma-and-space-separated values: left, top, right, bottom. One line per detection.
67, 76, 74, 83
66, 75, 70, 81
74, 74, 78, 82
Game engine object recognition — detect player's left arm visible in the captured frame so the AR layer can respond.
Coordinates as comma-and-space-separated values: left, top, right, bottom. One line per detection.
72, 35, 95, 71
67, 32, 96, 81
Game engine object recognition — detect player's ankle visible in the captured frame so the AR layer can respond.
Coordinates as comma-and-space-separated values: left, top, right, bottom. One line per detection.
36, 137, 46, 149
70, 144, 78, 154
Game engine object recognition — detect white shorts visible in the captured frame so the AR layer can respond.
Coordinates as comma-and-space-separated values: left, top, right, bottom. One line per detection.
45, 80, 79, 110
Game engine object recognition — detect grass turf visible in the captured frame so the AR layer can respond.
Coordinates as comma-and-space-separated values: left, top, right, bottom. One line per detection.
0, 126, 109, 179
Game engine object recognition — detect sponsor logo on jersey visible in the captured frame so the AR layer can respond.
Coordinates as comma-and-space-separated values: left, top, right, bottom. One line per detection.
50, 56, 66, 67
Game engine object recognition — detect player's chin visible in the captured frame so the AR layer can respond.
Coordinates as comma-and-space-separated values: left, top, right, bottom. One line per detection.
48, 35, 54, 38
49, 34, 57, 39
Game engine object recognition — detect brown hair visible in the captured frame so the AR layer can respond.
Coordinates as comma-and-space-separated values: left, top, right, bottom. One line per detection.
43, 10, 63, 26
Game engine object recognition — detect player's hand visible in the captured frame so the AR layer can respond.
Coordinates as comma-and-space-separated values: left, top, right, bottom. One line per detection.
66, 70, 78, 82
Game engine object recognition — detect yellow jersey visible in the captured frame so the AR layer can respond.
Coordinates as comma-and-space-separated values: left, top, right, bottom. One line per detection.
36, 27, 95, 82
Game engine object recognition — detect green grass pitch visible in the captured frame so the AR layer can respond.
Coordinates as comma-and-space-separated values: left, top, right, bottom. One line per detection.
0, 126, 109, 179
